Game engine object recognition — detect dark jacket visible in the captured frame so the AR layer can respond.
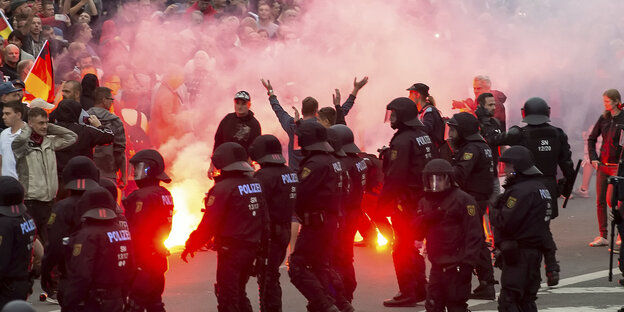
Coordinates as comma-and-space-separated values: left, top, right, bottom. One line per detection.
186, 172, 268, 249
254, 164, 298, 225
213, 111, 261, 153
42, 194, 83, 281
476, 105, 505, 175
450, 139, 494, 201
87, 107, 126, 180
491, 175, 551, 249
296, 151, 343, 217
415, 188, 482, 267
64, 220, 133, 309
418, 104, 445, 149
379, 126, 437, 213
0, 210, 36, 281
53, 100, 114, 176
342, 154, 367, 212
124, 184, 173, 273
588, 112, 624, 164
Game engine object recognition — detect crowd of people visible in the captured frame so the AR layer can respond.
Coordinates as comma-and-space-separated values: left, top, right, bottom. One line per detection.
0, 0, 624, 312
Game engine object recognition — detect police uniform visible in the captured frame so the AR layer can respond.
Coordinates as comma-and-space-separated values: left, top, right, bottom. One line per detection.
355, 152, 393, 246
124, 149, 173, 312
249, 135, 298, 312
415, 159, 482, 312
502, 98, 574, 284
0, 177, 36, 308
63, 187, 133, 312
407, 83, 446, 150
329, 125, 367, 302
491, 146, 551, 312
380, 98, 437, 307
183, 142, 268, 312
288, 122, 343, 312
41, 156, 101, 304
447, 112, 496, 299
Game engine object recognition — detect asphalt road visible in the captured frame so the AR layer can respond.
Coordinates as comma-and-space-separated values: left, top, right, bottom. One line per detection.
27, 183, 624, 311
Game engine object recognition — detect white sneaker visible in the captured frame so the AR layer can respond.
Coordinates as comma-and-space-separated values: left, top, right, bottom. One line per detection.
574, 187, 590, 198
45, 297, 59, 305
589, 236, 609, 247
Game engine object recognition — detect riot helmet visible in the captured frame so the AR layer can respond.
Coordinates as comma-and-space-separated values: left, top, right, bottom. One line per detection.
499, 145, 542, 176
330, 124, 360, 154
1, 300, 36, 312
446, 112, 484, 141
212, 142, 254, 172
327, 127, 346, 157
422, 159, 454, 193
296, 121, 334, 152
0, 177, 26, 217
129, 149, 171, 183
63, 156, 100, 191
385, 97, 424, 129
77, 187, 117, 221
249, 135, 286, 165
521, 97, 550, 125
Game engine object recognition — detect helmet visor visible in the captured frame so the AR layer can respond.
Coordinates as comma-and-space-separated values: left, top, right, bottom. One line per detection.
384, 110, 396, 123
424, 174, 451, 192
130, 162, 150, 181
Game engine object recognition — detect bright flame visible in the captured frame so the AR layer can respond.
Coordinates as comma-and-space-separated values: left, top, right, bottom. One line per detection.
164, 183, 205, 250
376, 229, 388, 247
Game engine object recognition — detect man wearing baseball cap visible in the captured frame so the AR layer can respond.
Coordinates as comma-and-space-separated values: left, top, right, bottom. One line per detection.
208, 90, 261, 179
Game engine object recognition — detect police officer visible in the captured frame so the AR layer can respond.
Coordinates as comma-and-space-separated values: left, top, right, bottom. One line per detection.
330, 124, 367, 302
288, 121, 344, 312
0, 177, 36, 308
248, 135, 298, 312
380, 97, 436, 307
124, 149, 174, 312
491, 146, 551, 312
182, 142, 268, 312
42, 156, 100, 305
502, 97, 574, 286
63, 187, 133, 311
446, 112, 496, 300
407, 83, 445, 150
0, 300, 35, 312
414, 159, 482, 312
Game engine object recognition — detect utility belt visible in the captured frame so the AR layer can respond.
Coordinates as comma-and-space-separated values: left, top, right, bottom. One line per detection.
88, 287, 124, 301
270, 222, 291, 236
300, 210, 336, 227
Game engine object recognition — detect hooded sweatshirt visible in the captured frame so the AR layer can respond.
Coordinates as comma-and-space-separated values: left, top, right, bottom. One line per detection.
54, 99, 114, 176
87, 106, 126, 180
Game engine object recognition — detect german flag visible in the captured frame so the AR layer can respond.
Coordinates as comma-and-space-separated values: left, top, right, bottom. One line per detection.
0, 11, 12, 40
24, 40, 55, 104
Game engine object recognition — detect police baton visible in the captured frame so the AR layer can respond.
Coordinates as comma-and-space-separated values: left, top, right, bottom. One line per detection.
562, 159, 582, 209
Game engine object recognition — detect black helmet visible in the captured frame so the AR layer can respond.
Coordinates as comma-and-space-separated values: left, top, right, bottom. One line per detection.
63, 156, 100, 191
330, 124, 360, 154
385, 97, 424, 128
296, 121, 334, 152
249, 135, 286, 165
521, 97, 550, 125
500, 145, 542, 175
326, 127, 346, 157
130, 149, 171, 183
77, 187, 117, 221
1, 300, 36, 312
422, 159, 454, 193
0, 176, 26, 217
99, 178, 123, 215
212, 142, 254, 172
447, 112, 484, 141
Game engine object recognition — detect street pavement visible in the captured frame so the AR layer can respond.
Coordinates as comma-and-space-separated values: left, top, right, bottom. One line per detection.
27, 183, 624, 311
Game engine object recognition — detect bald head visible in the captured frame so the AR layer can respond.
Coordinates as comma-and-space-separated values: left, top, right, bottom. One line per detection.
5, 44, 20, 65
